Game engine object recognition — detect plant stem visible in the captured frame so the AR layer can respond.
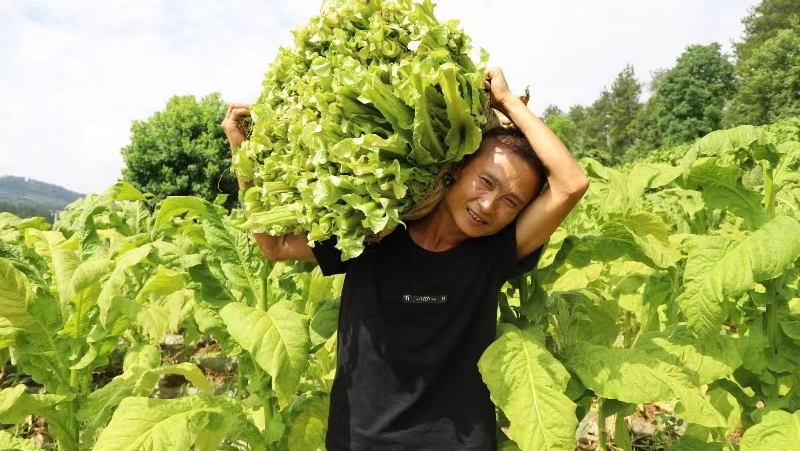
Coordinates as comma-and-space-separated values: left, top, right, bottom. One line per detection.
519, 274, 529, 320
764, 282, 779, 359
598, 397, 609, 451
763, 163, 775, 219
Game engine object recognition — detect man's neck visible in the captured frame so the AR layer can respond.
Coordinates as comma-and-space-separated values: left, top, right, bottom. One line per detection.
407, 202, 470, 252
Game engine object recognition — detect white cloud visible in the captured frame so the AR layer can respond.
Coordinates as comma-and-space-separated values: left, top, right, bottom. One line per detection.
0, 0, 757, 194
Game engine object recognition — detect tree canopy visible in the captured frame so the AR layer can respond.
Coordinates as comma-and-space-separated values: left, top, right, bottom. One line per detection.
640, 44, 736, 148
120, 93, 238, 209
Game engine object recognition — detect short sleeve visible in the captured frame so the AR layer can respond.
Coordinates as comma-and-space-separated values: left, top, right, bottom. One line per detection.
501, 220, 546, 281
310, 235, 349, 276
507, 243, 545, 279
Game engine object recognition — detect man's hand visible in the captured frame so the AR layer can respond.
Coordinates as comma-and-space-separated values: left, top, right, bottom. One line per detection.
484, 67, 517, 116
221, 103, 252, 154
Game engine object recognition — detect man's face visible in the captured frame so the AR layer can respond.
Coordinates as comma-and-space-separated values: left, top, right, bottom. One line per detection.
444, 140, 542, 237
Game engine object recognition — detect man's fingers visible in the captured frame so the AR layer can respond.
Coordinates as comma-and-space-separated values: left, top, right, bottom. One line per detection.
229, 106, 251, 119
224, 103, 251, 119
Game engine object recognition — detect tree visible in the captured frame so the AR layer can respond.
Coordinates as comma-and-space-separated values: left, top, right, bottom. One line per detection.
584, 91, 614, 164
542, 105, 578, 152
727, 29, 800, 126
642, 44, 736, 147
735, 0, 800, 62
606, 65, 643, 158
120, 93, 238, 209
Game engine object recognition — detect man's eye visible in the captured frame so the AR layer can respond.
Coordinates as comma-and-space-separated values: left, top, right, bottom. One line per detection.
480, 177, 491, 186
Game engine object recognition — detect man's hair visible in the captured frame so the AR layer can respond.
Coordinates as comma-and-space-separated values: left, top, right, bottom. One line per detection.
462, 127, 547, 190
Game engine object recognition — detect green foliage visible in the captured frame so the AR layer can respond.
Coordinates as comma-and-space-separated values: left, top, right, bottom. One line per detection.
739, 410, 800, 450
641, 44, 736, 148
542, 105, 577, 151
120, 92, 238, 210
478, 325, 577, 451
566, 66, 644, 165
1, 182, 343, 450
489, 118, 800, 450
1, 119, 800, 450
727, 29, 800, 126
237, 0, 488, 259
735, 0, 800, 62
607, 65, 644, 159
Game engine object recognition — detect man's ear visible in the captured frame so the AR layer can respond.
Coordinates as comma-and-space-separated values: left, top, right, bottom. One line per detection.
450, 161, 465, 181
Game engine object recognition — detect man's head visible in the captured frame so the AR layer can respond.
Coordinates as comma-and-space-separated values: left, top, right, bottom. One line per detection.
443, 128, 546, 237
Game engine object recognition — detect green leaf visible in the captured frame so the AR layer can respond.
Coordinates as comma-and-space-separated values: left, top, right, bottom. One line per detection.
739, 410, 800, 451
98, 244, 152, 324
0, 430, 39, 451
706, 385, 743, 434
91, 395, 265, 451
478, 326, 577, 451
677, 216, 800, 338
287, 396, 329, 451
79, 363, 212, 444
566, 342, 726, 427
0, 385, 73, 450
678, 157, 768, 228
779, 298, 800, 340
633, 326, 742, 386
309, 300, 339, 347
665, 435, 724, 451
220, 302, 310, 409
0, 259, 68, 390
156, 197, 264, 306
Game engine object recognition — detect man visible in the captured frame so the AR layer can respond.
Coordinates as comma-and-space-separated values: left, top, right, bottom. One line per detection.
222, 68, 588, 451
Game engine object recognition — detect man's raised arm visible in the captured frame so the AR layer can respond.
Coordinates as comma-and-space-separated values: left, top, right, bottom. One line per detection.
221, 103, 317, 263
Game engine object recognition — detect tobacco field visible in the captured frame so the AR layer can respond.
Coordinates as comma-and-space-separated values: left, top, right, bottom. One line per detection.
1, 118, 800, 450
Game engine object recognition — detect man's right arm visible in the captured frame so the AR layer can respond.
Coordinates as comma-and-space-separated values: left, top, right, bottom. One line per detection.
221, 103, 317, 264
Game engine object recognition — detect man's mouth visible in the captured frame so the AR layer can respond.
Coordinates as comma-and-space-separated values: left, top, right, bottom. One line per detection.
467, 207, 488, 225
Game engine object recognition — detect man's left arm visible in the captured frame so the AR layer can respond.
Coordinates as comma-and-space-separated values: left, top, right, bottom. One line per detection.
487, 69, 590, 260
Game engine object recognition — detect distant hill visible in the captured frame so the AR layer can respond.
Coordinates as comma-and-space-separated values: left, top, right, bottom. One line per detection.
0, 175, 85, 220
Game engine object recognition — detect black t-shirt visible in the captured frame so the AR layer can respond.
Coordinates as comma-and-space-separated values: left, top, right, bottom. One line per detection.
312, 220, 543, 451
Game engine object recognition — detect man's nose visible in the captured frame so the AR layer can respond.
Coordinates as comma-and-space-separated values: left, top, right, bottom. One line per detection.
478, 194, 496, 213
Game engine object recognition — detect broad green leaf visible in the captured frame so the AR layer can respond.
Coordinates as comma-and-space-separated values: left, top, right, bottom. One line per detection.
309, 300, 339, 347
91, 395, 265, 451
478, 326, 577, 451
568, 212, 678, 269
79, 363, 212, 444
137, 304, 170, 344
122, 343, 161, 372
677, 216, 800, 338
739, 410, 800, 451
679, 157, 768, 228
156, 197, 264, 306
0, 259, 68, 391
51, 247, 80, 306
706, 385, 742, 434
98, 244, 152, 324
633, 326, 741, 386
287, 396, 329, 451
23, 229, 67, 263
566, 342, 725, 427
0, 259, 27, 317
135, 266, 186, 304
0, 385, 73, 450
187, 265, 236, 309
220, 302, 310, 408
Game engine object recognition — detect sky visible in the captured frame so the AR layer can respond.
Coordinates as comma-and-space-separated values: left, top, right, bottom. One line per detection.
0, 0, 758, 195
